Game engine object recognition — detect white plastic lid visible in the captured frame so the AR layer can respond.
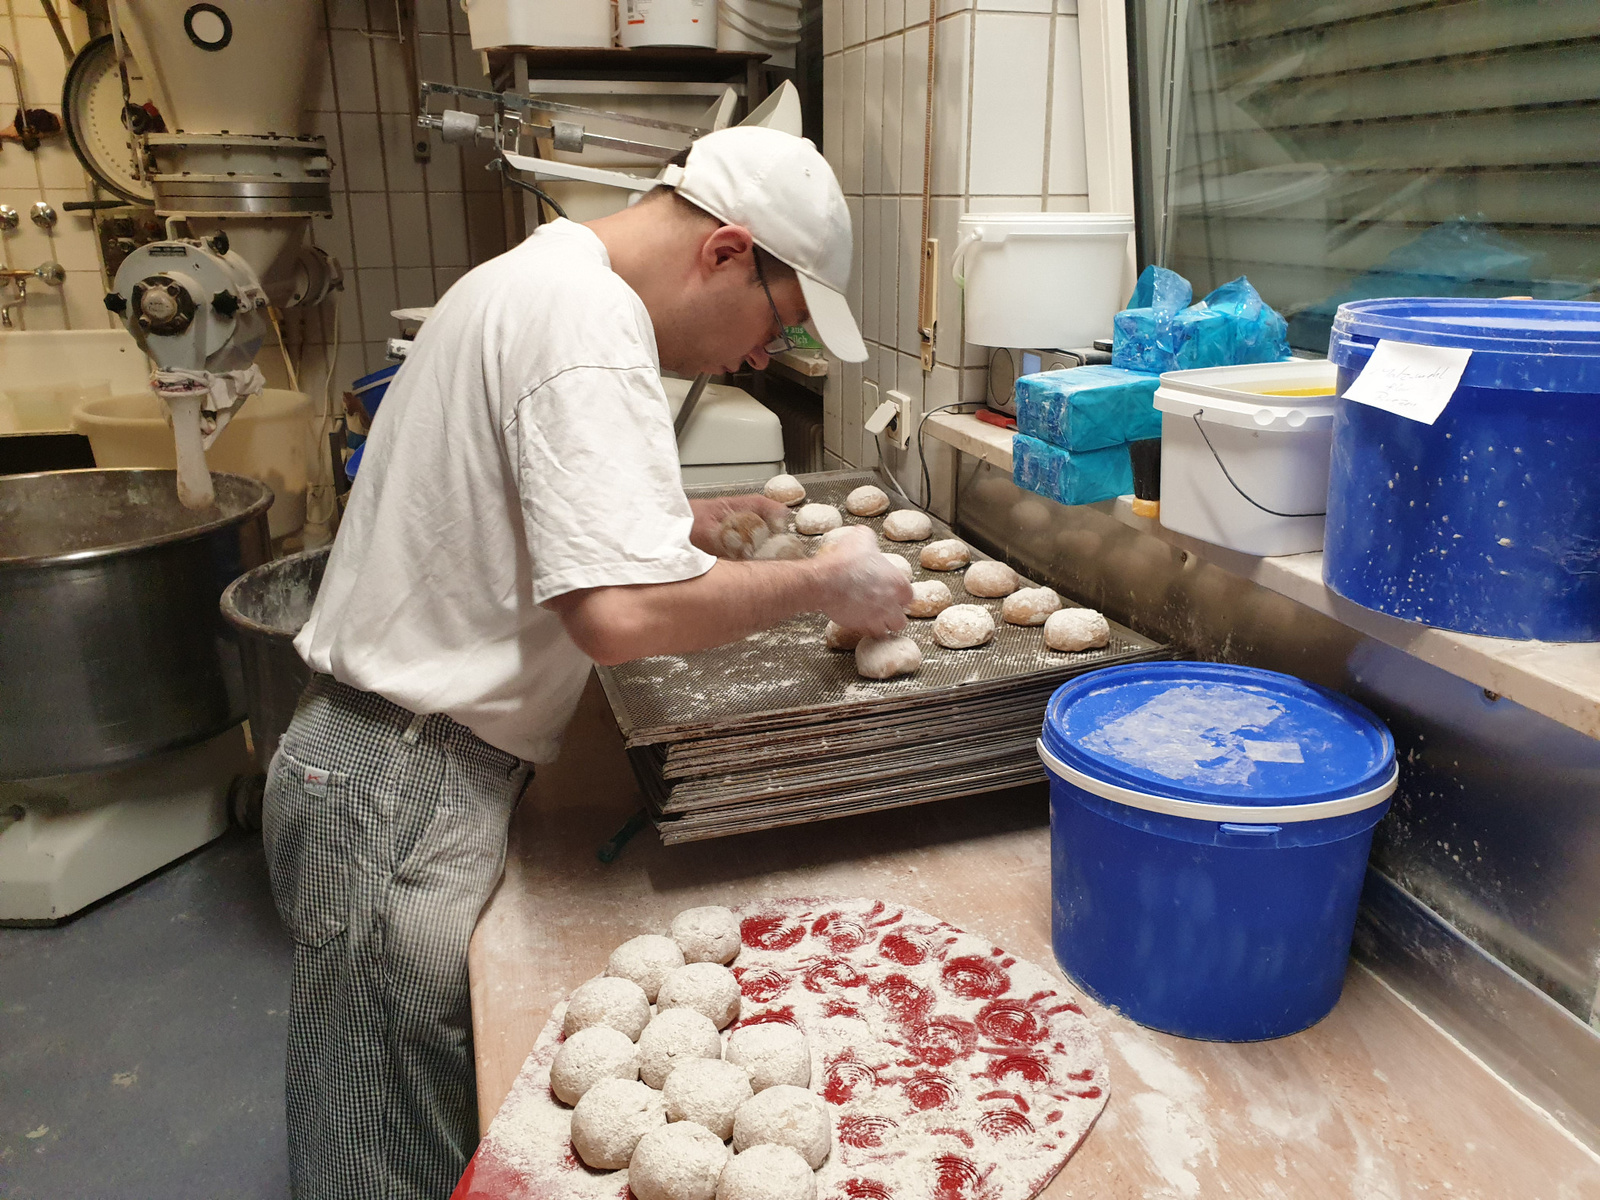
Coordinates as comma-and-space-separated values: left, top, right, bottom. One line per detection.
662, 378, 785, 466
1154, 361, 1339, 432
956, 212, 1135, 238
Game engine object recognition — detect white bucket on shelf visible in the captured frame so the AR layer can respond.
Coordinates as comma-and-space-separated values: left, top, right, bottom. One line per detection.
621, 0, 718, 49
1154, 360, 1338, 557
718, 0, 799, 69
951, 212, 1134, 349
461, 0, 613, 50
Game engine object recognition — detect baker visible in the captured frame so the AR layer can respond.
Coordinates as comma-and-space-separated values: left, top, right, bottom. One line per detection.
263, 127, 910, 1199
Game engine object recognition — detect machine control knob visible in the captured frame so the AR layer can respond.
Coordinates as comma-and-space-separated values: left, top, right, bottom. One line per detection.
211, 290, 240, 318
104, 292, 127, 314
131, 274, 197, 336
210, 231, 230, 257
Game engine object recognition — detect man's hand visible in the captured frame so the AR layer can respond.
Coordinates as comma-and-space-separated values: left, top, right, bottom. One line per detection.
810, 525, 913, 638
689, 494, 791, 558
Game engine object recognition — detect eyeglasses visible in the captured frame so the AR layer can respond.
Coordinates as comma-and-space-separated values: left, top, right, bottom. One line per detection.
753, 250, 799, 355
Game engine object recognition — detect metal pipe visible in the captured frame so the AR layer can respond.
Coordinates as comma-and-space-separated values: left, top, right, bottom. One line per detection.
0, 45, 34, 148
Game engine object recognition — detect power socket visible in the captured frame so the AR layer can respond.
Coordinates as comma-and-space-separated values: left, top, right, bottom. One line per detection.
886, 388, 915, 449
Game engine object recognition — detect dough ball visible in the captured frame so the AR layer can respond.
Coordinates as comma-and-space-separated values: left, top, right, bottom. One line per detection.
817, 525, 855, 551
571, 1077, 666, 1169
717, 1144, 818, 1200
855, 635, 922, 680
724, 1023, 811, 1092
663, 1058, 754, 1141
629, 1121, 731, 1200
1044, 607, 1111, 652
933, 604, 995, 649
905, 580, 953, 618
964, 560, 1021, 598
883, 553, 915, 581
716, 511, 773, 560
639, 1007, 723, 1089
845, 485, 891, 517
1002, 586, 1063, 627
920, 539, 970, 571
763, 475, 806, 506
824, 621, 864, 651
671, 906, 741, 965
563, 975, 652, 1042
657, 962, 742, 1030
753, 533, 807, 561
881, 509, 933, 542
731, 1085, 831, 1170
551, 1025, 641, 1105
794, 504, 843, 535
608, 934, 687, 1002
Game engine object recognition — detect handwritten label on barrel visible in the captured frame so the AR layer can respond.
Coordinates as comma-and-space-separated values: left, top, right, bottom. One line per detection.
1342, 339, 1473, 425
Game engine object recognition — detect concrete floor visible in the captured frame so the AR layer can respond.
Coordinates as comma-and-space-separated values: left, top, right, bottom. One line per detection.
0, 830, 293, 1199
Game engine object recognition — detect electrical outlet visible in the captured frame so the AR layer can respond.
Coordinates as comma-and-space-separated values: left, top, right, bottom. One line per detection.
886, 388, 915, 449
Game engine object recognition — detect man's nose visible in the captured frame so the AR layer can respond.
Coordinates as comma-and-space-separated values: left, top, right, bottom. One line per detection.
745, 346, 772, 371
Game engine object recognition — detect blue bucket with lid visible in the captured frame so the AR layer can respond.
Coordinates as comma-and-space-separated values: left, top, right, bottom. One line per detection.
1040, 662, 1397, 1042
1326, 297, 1600, 641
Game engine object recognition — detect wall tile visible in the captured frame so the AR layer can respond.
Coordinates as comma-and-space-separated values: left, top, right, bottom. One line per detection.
883, 34, 904, 195
929, 12, 969, 196
1047, 15, 1089, 196
329, 30, 377, 113
348, 191, 394, 268
63, 271, 112, 331
961, 365, 989, 403
309, 110, 347, 193
860, 201, 881, 343
823, 0, 843, 55
840, 48, 864, 194
0, 188, 55, 266
886, 0, 907, 34
878, 197, 899, 351
325, 0, 368, 32
823, 449, 845, 471
372, 37, 412, 114
18, 282, 67, 329
356, 268, 398, 342
417, 0, 452, 34
900, 23, 928, 192
1045, 194, 1090, 212
977, 0, 1051, 10
13, 18, 68, 106
33, 140, 90, 192
1057, 0, 1078, 12
844, 0, 866, 48
452, 35, 485, 84
434, 264, 468, 296
929, 197, 963, 367
315, 204, 357, 269
464, 191, 506, 264
388, 192, 432, 268
307, 37, 338, 113
822, 367, 842, 457
969, 12, 1049, 196
863, 39, 883, 195
866, 0, 885, 41
823, 55, 844, 181
340, 112, 388, 191
381, 113, 427, 192
965, 194, 1044, 213
418, 32, 456, 89
0, 142, 40, 189
50, 219, 102, 272
428, 190, 470, 266
897, 196, 920, 353
395, 265, 435, 310
845, 196, 864, 325
936, 0, 971, 18
840, 359, 863, 466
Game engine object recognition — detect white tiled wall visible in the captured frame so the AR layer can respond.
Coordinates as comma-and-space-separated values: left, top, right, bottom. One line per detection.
820, 0, 1092, 504
0, 0, 509, 402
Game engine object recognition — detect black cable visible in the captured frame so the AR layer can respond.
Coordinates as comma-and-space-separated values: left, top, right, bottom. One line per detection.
496, 156, 568, 221
918, 402, 982, 514
1190, 411, 1325, 519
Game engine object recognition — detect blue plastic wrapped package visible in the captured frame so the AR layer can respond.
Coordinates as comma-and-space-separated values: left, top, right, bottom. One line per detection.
1014, 365, 1161, 452
1113, 266, 1290, 373
1013, 433, 1134, 507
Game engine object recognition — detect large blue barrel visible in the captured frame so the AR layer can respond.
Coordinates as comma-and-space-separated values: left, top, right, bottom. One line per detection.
1325, 298, 1600, 641
1041, 662, 1396, 1042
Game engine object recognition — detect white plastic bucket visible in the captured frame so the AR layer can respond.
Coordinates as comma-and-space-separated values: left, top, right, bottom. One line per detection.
1154, 360, 1338, 557
951, 212, 1134, 350
718, 0, 798, 68
461, 0, 612, 50
621, 0, 718, 49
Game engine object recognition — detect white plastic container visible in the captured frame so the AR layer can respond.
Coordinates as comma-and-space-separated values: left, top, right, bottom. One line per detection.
74, 389, 313, 539
621, 0, 718, 49
1154, 360, 1338, 557
951, 212, 1134, 349
462, 0, 613, 50
662, 377, 785, 485
718, 0, 799, 68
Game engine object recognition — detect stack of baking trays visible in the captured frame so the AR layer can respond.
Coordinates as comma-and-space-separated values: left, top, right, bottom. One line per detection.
596, 471, 1168, 843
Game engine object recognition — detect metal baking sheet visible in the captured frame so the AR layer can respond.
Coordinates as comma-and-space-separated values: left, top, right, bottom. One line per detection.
597, 470, 1164, 746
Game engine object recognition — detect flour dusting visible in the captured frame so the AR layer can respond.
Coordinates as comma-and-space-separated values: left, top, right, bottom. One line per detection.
1081, 684, 1287, 785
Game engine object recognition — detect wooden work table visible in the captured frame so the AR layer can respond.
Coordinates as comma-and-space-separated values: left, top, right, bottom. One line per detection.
469, 675, 1600, 1198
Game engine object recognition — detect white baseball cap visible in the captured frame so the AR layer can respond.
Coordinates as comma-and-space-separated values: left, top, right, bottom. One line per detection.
660, 126, 867, 363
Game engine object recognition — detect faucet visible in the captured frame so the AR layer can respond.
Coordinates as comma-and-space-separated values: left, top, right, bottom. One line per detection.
0, 261, 65, 328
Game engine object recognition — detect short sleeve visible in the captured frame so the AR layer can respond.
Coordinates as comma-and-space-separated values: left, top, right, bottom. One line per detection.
514, 364, 716, 605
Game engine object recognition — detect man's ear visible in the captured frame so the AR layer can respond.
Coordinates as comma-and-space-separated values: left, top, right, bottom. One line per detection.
702, 224, 755, 271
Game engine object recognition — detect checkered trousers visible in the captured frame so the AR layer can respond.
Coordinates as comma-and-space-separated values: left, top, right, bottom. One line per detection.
263, 674, 530, 1200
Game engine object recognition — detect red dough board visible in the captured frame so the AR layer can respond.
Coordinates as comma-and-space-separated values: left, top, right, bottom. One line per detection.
452, 898, 1109, 1200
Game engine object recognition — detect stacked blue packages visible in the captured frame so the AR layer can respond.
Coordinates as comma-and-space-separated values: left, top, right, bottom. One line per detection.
1014, 365, 1161, 452
1112, 265, 1290, 374
1013, 433, 1134, 508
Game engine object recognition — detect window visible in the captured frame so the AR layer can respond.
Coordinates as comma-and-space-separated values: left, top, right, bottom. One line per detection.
1127, 0, 1599, 353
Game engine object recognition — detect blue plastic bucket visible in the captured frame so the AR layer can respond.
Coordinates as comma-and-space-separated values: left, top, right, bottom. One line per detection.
1040, 662, 1396, 1042
1326, 298, 1600, 641
351, 363, 401, 421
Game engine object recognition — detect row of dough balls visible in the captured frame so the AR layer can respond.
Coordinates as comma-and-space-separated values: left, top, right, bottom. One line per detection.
555, 908, 831, 1200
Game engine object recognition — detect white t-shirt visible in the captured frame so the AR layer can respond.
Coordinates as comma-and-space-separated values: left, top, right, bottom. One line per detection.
295, 220, 716, 762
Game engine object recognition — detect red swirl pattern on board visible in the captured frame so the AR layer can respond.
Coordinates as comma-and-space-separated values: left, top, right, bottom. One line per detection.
932, 1155, 989, 1200
979, 1052, 1053, 1086
804, 956, 870, 993
812, 911, 873, 953
974, 999, 1050, 1046
838, 1180, 893, 1200
733, 1003, 803, 1031
902, 1070, 958, 1111
838, 1114, 901, 1149
978, 1109, 1035, 1139
735, 966, 791, 1004
905, 1015, 979, 1068
941, 955, 1012, 1000
742, 913, 807, 952
823, 1049, 882, 1105
870, 973, 935, 1024
878, 928, 933, 966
